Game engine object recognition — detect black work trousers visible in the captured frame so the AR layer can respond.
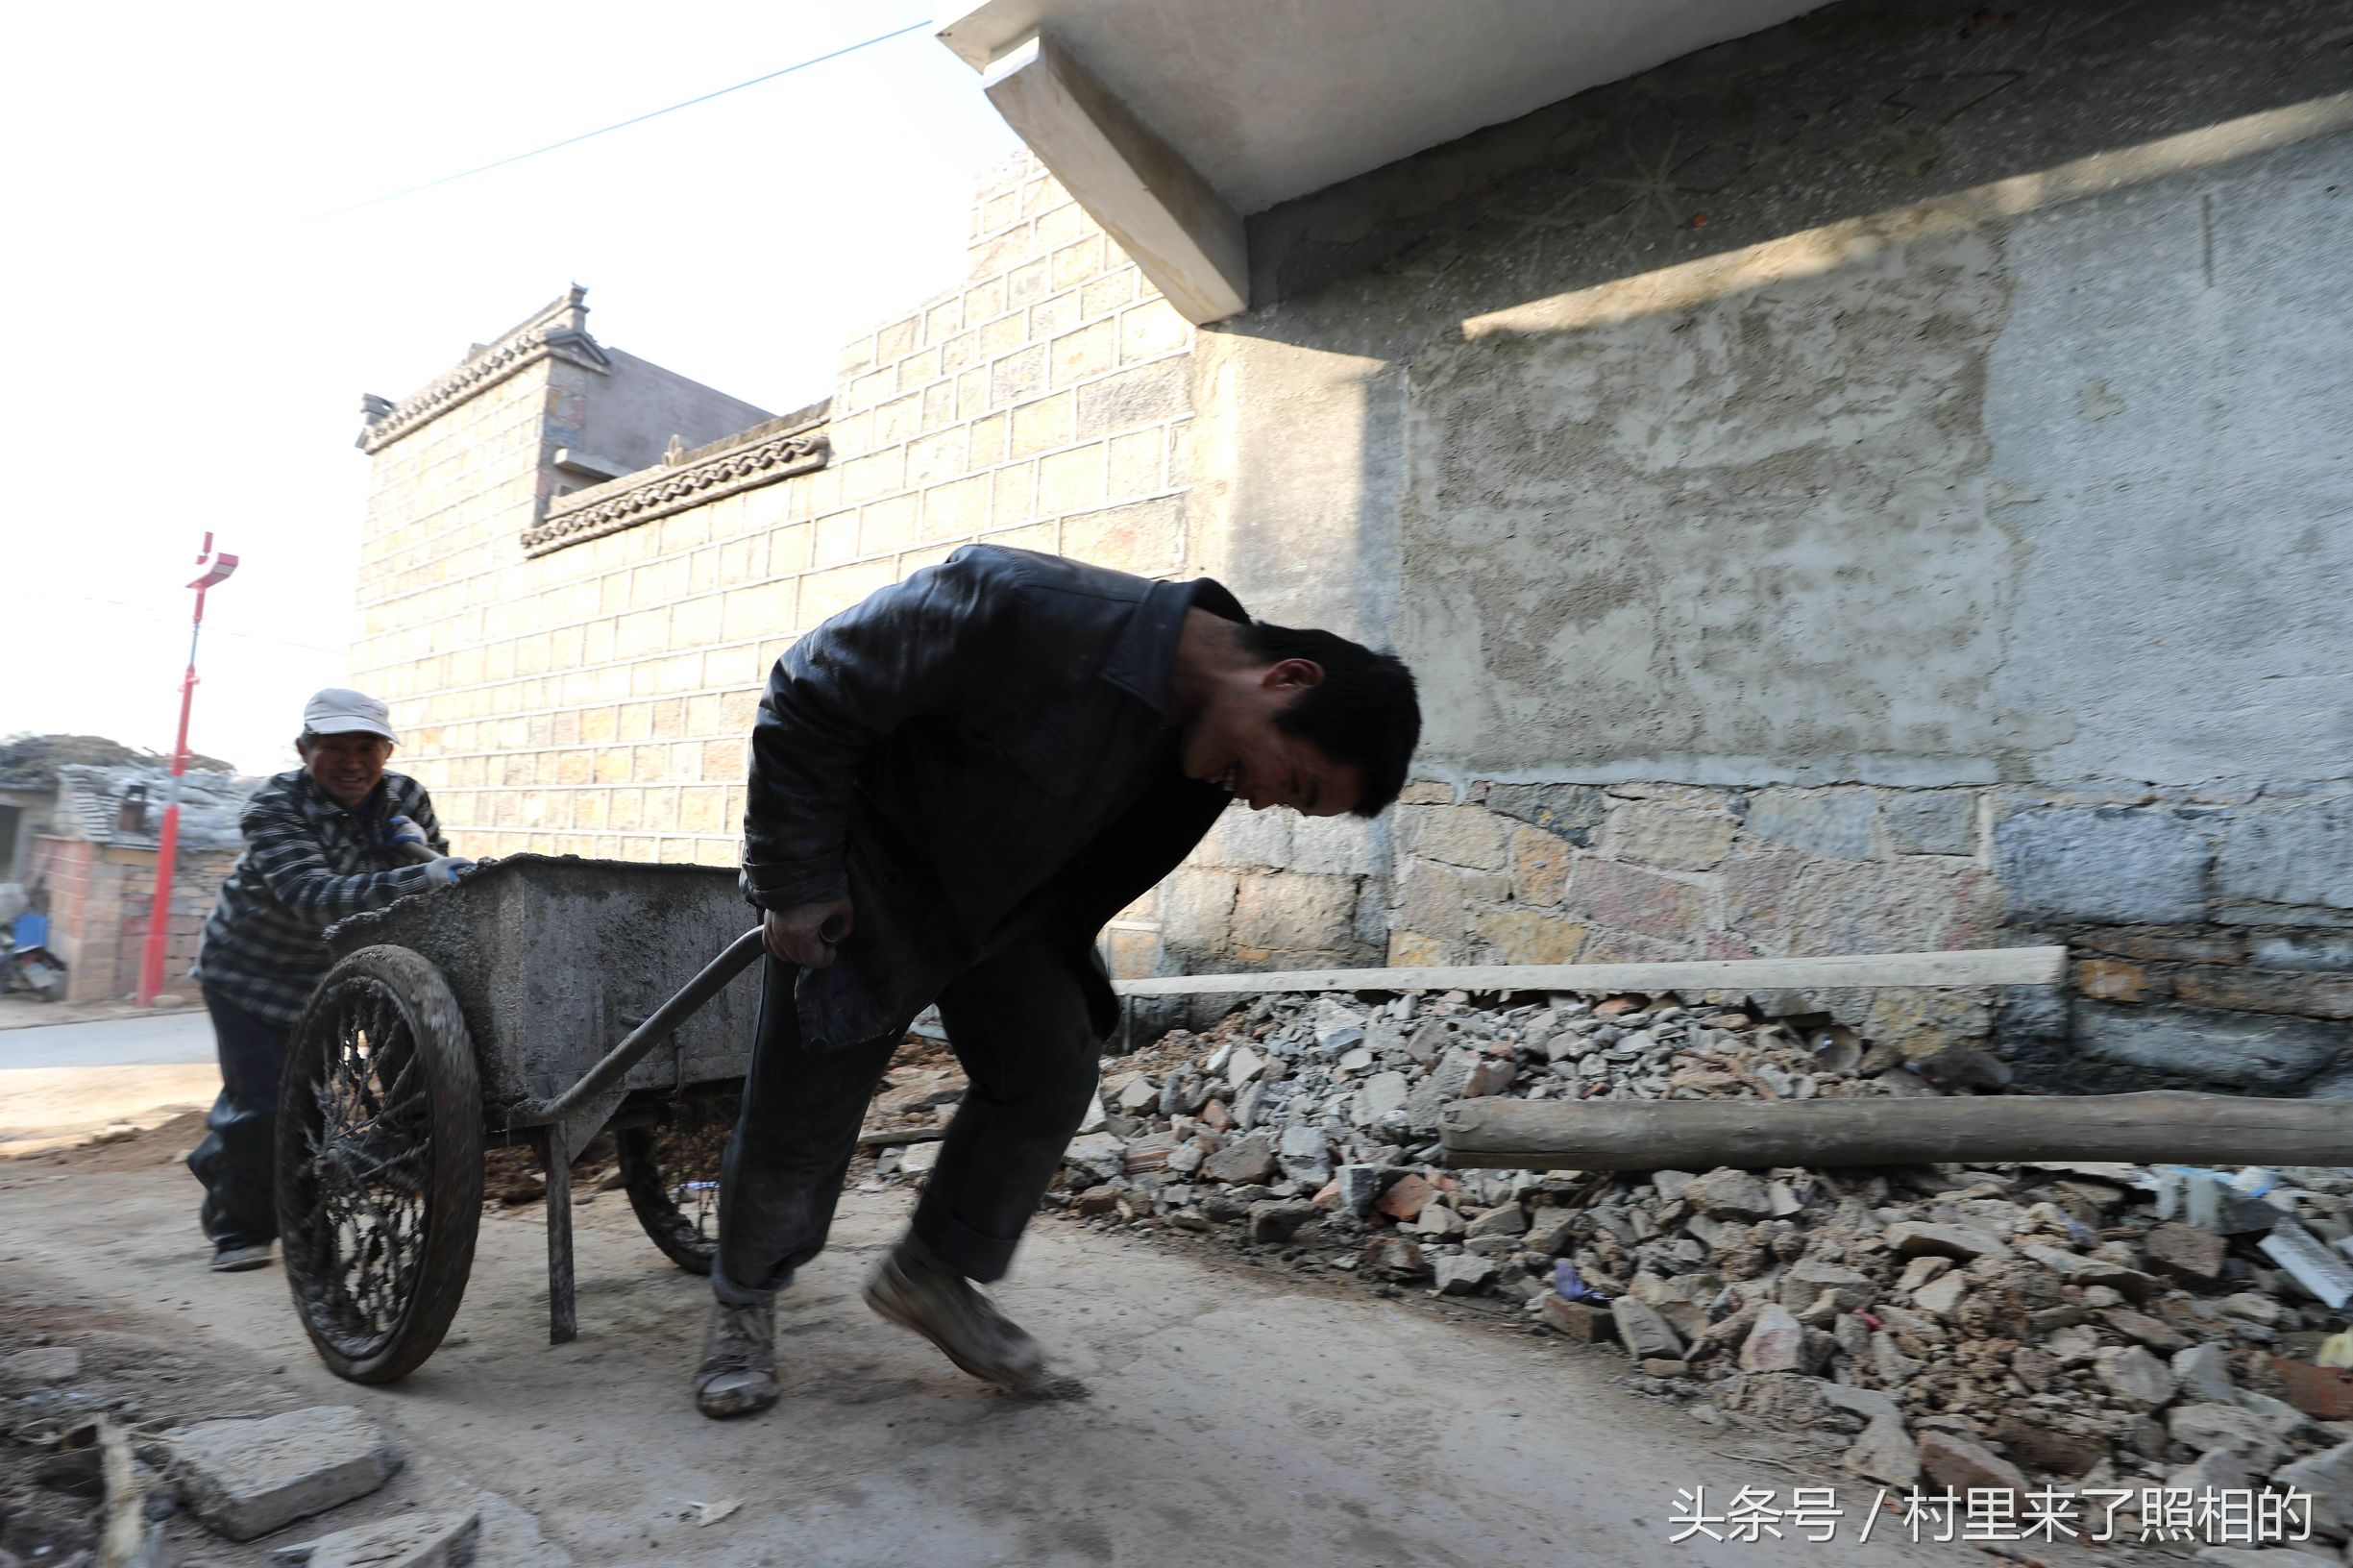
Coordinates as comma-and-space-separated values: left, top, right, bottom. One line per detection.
186, 984, 290, 1249
712, 935, 1103, 1305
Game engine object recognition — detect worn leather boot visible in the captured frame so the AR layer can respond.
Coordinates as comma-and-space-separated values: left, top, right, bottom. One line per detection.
863, 1235, 1047, 1392
694, 1299, 779, 1418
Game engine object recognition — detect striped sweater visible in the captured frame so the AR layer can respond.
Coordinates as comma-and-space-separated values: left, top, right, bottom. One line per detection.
192, 769, 448, 1025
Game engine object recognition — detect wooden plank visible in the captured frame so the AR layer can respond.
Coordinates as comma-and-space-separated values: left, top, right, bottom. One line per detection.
1439, 1091, 2353, 1171
1112, 945, 2068, 998
981, 37, 1248, 324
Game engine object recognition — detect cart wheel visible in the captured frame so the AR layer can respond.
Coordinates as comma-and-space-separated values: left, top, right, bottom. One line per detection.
277, 944, 483, 1383
616, 1090, 739, 1275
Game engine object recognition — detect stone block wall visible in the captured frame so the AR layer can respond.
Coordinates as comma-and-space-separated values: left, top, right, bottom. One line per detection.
1997, 785, 2353, 1095
1379, 780, 2001, 1051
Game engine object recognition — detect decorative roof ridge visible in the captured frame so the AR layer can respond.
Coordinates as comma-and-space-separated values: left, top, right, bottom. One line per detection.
522, 400, 831, 558
357, 285, 611, 455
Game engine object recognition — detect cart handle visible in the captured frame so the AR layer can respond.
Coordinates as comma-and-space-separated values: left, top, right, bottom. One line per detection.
528, 925, 769, 1126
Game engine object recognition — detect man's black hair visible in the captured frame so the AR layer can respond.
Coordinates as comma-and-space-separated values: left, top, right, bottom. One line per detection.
1238, 621, 1420, 817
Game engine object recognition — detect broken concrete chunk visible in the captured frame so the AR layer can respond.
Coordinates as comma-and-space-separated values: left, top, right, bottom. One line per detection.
1913, 1273, 1968, 1318
2145, 1220, 2229, 1283
2167, 1403, 2291, 1472
1682, 1168, 1775, 1222
1434, 1254, 1498, 1296
1781, 1259, 1878, 1311
1247, 1200, 1319, 1244
2021, 1243, 2158, 1302
2101, 1308, 2189, 1354
1413, 1203, 1466, 1238
1062, 1132, 1127, 1185
1883, 1221, 2013, 1262
1539, 1294, 1615, 1341
2259, 1219, 2353, 1311
1353, 1071, 1411, 1128
1374, 1172, 1434, 1221
2173, 1342, 2238, 1404
1332, 1164, 1384, 1216
1224, 1046, 1265, 1090
1523, 1209, 1575, 1256
1404, 1050, 1479, 1137
1201, 1133, 1276, 1186
171, 1406, 400, 1542
1737, 1304, 1808, 1374
1276, 1123, 1333, 1186
1360, 1235, 1430, 1281
2271, 1439, 2353, 1540
1844, 1415, 1922, 1486
0, 1347, 83, 1387
1918, 1432, 2028, 1497
1611, 1297, 1685, 1360
2168, 1448, 2254, 1498
1463, 1204, 1530, 1239
271, 1510, 480, 1568
2094, 1345, 2178, 1408
1651, 1170, 1698, 1202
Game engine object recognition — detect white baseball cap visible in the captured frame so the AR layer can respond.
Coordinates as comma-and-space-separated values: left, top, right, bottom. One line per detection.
303, 688, 398, 744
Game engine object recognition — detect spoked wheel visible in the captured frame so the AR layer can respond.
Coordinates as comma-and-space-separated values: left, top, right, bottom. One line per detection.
615, 1090, 739, 1275
277, 945, 483, 1383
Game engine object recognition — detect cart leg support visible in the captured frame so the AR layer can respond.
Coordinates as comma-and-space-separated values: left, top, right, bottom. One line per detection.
539, 1126, 578, 1344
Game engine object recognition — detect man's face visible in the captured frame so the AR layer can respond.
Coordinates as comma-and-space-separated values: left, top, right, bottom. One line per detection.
300, 731, 392, 808
1182, 661, 1365, 817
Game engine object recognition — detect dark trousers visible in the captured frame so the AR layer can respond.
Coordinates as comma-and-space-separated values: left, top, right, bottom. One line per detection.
712, 935, 1103, 1305
187, 984, 289, 1249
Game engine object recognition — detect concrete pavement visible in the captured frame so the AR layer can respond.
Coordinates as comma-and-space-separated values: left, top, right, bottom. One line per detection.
0, 1007, 218, 1155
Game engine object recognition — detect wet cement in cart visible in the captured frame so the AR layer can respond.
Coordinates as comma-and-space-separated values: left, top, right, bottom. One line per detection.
0, 1129, 1990, 1568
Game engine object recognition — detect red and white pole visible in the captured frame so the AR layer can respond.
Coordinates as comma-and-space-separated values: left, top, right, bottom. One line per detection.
136, 533, 238, 1007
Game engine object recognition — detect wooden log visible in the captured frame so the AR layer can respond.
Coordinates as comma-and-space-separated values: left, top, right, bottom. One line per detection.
1113, 945, 2067, 999
1439, 1091, 2353, 1171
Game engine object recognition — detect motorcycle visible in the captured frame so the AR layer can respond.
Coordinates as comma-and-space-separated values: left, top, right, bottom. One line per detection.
3, 899, 66, 1001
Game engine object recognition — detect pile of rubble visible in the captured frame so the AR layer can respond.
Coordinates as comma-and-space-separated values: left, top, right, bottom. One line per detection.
0, 1345, 566, 1566
869, 989, 2353, 1517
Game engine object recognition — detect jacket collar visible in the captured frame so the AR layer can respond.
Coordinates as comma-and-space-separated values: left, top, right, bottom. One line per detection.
1099, 576, 1249, 715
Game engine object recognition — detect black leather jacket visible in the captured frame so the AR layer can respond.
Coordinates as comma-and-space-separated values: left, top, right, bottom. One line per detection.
743, 545, 1239, 1051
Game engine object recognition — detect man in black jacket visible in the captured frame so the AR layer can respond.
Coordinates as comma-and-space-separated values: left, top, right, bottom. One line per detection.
697, 545, 1420, 1416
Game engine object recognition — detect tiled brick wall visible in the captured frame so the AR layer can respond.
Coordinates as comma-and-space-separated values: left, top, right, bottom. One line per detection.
350, 154, 1198, 874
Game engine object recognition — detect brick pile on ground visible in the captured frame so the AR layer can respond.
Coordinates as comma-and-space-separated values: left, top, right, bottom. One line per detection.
868, 989, 2353, 1510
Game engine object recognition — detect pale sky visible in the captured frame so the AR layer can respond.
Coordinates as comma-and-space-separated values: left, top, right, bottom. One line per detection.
0, 3, 1017, 775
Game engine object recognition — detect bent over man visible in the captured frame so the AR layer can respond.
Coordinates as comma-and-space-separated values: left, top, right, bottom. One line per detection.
189, 688, 473, 1272
698, 544, 1421, 1415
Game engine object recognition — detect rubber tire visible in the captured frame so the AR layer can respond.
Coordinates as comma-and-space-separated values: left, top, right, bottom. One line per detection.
277, 944, 483, 1384
615, 1093, 736, 1276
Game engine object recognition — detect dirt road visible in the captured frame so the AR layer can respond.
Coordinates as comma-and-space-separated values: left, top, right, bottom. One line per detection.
0, 1119, 1980, 1568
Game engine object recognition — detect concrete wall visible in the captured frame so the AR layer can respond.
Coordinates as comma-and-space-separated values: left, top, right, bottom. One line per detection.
1184, 0, 2353, 1085
348, 0, 2353, 1088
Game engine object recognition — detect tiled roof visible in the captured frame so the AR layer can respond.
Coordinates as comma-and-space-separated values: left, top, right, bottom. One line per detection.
51, 765, 254, 850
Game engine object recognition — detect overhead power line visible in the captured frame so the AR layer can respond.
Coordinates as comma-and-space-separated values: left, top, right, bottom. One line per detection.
317, 17, 933, 218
